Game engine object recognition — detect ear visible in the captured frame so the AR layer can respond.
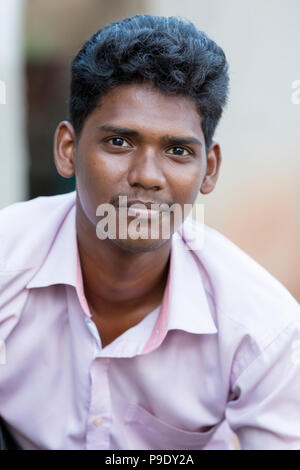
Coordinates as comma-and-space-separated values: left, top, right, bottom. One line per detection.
200, 141, 222, 195
53, 121, 76, 178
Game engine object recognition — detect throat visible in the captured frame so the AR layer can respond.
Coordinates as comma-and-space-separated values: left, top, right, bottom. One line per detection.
89, 302, 161, 349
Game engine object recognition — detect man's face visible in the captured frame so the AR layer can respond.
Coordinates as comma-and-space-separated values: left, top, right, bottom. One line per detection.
55, 82, 221, 252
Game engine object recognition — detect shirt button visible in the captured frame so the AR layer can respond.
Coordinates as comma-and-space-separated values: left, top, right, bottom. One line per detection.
93, 416, 104, 427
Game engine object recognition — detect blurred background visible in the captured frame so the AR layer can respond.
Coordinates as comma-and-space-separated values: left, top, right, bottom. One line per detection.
1, 0, 300, 450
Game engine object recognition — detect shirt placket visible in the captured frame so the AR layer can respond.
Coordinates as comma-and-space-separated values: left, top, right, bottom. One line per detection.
84, 316, 112, 450
86, 356, 112, 450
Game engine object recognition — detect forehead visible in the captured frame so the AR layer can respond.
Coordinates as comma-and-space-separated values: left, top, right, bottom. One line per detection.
83, 82, 204, 138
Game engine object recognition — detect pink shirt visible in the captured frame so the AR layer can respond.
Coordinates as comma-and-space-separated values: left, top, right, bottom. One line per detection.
0, 191, 300, 450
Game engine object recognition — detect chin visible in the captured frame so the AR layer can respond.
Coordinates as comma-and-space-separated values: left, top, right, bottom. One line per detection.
111, 237, 170, 253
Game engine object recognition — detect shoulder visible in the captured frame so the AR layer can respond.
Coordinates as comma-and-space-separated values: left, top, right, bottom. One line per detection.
181, 218, 300, 348
0, 191, 76, 339
0, 191, 76, 271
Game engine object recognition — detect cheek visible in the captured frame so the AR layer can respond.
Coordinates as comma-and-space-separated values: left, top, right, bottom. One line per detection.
172, 168, 203, 204
76, 151, 129, 220
76, 148, 113, 189
83, 147, 127, 184
75, 156, 108, 220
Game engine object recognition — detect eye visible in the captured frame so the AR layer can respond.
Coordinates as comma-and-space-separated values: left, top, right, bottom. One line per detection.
166, 146, 191, 156
106, 137, 131, 147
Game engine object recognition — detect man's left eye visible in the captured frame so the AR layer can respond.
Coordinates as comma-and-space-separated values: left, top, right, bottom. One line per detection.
107, 137, 131, 147
167, 146, 190, 156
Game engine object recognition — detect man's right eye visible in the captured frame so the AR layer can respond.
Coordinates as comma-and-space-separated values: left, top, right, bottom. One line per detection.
106, 137, 131, 147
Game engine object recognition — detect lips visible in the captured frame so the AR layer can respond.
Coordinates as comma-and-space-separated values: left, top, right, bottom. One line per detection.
117, 199, 170, 219
127, 206, 161, 218
121, 200, 167, 210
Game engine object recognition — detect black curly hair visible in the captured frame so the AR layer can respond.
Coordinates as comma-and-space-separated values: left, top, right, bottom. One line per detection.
68, 14, 230, 154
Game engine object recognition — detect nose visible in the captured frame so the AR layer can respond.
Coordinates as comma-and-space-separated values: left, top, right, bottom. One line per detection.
127, 147, 166, 191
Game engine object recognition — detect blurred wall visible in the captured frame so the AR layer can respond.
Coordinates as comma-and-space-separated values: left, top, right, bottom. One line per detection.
0, 0, 28, 208
25, 0, 150, 59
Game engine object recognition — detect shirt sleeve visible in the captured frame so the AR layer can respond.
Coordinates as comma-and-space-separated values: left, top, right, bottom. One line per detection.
225, 312, 300, 450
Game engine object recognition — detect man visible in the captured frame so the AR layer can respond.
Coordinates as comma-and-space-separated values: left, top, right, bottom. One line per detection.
0, 14, 299, 451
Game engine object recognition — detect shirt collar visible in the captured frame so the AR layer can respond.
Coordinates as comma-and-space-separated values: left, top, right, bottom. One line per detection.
168, 230, 218, 335
26, 202, 78, 289
141, 222, 218, 354
26, 198, 218, 340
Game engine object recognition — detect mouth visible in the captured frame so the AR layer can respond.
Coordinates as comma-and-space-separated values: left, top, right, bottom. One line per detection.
126, 206, 161, 219
117, 199, 170, 219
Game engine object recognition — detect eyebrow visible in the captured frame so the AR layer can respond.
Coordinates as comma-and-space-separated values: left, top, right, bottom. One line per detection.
97, 124, 202, 147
